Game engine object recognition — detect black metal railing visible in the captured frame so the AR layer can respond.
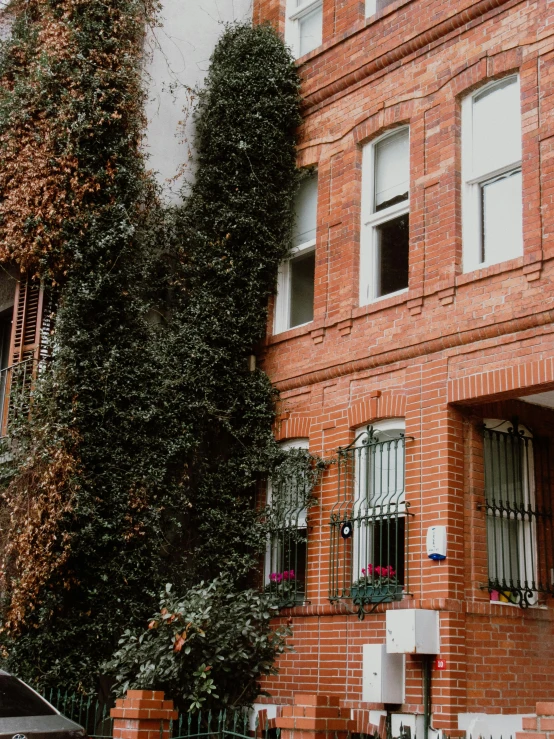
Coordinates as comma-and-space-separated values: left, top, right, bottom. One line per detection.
0, 357, 37, 438
40, 687, 114, 738
330, 425, 409, 617
484, 420, 554, 607
264, 450, 322, 607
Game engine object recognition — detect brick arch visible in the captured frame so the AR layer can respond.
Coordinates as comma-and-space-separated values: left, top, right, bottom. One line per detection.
274, 413, 311, 442
353, 101, 414, 148
448, 48, 522, 100
348, 390, 407, 429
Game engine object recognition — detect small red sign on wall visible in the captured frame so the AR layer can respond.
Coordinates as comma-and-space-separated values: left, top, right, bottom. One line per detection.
435, 658, 447, 670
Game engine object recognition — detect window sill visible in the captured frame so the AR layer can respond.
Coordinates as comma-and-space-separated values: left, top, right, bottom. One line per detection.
457, 256, 524, 286
268, 319, 320, 346
353, 289, 409, 319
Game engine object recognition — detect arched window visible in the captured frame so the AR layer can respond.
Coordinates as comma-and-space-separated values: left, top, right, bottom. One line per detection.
330, 420, 408, 610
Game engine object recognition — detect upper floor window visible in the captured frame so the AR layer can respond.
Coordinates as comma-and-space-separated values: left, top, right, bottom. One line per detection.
462, 76, 522, 272
286, 0, 322, 58
274, 173, 317, 334
360, 128, 410, 306
366, 0, 397, 17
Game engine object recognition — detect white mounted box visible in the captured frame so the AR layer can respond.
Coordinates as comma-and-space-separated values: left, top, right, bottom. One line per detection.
386, 609, 440, 654
362, 644, 405, 704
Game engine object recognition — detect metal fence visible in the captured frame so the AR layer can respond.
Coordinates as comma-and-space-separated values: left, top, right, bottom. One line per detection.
42, 688, 114, 739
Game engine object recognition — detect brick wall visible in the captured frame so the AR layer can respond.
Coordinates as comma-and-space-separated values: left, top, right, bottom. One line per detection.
253, 0, 554, 730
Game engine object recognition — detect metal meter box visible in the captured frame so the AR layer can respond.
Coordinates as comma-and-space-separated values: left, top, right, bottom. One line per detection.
362, 644, 405, 704
386, 609, 440, 654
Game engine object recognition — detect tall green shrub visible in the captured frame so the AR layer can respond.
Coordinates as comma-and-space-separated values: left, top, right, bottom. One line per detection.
0, 10, 302, 698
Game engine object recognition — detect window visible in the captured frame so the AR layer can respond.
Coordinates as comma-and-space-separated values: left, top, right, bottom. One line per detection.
330, 420, 407, 611
274, 173, 317, 334
265, 439, 312, 606
484, 420, 537, 605
366, 0, 397, 17
360, 128, 410, 306
462, 76, 523, 272
483, 419, 554, 607
285, 0, 322, 58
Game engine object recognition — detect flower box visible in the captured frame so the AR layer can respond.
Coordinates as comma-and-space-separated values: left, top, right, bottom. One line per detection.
350, 584, 403, 605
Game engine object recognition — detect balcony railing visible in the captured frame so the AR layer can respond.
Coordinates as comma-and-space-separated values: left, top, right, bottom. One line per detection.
484, 421, 554, 607
330, 426, 409, 618
0, 358, 37, 439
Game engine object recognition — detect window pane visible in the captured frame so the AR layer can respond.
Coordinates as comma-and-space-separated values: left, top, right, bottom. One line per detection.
473, 77, 521, 177
298, 5, 322, 57
293, 174, 318, 247
374, 129, 409, 211
290, 251, 315, 327
481, 169, 522, 265
375, 213, 409, 297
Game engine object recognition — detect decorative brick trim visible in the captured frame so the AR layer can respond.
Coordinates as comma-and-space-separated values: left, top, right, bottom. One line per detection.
275, 413, 311, 442
111, 690, 178, 739
348, 390, 406, 428
448, 356, 554, 404
303, 0, 515, 110
274, 309, 554, 392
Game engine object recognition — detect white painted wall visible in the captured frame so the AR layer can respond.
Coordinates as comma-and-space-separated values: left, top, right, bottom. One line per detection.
143, 0, 253, 202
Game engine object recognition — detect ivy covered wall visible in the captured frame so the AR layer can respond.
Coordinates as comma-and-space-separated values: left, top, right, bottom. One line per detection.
0, 0, 302, 699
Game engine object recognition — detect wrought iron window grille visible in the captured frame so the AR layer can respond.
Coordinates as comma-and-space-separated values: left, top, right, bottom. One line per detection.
329, 424, 413, 619
481, 418, 554, 608
264, 449, 324, 608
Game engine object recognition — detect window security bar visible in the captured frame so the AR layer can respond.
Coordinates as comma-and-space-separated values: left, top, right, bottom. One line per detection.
265, 450, 322, 607
0, 357, 38, 439
330, 426, 411, 619
483, 421, 554, 608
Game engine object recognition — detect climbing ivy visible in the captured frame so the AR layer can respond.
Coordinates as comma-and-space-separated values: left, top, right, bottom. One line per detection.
0, 2, 304, 697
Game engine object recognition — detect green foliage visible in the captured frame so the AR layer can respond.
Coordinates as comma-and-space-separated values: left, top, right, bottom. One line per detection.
0, 10, 303, 704
106, 580, 291, 712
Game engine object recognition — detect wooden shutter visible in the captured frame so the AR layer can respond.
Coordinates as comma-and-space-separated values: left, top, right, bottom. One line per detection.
9, 275, 44, 365
1, 275, 45, 435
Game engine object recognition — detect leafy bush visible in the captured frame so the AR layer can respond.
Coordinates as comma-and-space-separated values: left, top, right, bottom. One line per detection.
106, 581, 290, 711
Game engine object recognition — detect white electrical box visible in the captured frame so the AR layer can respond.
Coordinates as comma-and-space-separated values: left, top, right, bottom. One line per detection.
362, 644, 405, 704
386, 609, 440, 654
427, 525, 447, 560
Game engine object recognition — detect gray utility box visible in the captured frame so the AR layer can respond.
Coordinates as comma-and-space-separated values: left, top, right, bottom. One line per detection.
362, 644, 405, 704
386, 609, 440, 654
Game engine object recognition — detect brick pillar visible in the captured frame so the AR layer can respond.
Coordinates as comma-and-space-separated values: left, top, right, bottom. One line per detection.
517, 703, 554, 739
111, 689, 178, 739
275, 694, 355, 739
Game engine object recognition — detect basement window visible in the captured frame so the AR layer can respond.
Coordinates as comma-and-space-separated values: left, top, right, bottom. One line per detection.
360, 128, 410, 305
274, 173, 317, 334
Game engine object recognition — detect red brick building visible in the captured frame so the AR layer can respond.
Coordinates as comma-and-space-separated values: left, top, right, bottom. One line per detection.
254, 0, 554, 735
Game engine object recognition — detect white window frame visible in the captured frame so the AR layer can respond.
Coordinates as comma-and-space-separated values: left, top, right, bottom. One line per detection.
484, 419, 537, 606
353, 419, 406, 581
360, 127, 410, 306
462, 76, 523, 273
274, 240, 316, 334
285, 0, 323, 59
365, 0, 377, 16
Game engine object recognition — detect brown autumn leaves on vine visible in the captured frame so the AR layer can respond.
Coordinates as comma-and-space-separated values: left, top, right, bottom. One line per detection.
0, 0, 158, 278
0, 0, 159, 633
